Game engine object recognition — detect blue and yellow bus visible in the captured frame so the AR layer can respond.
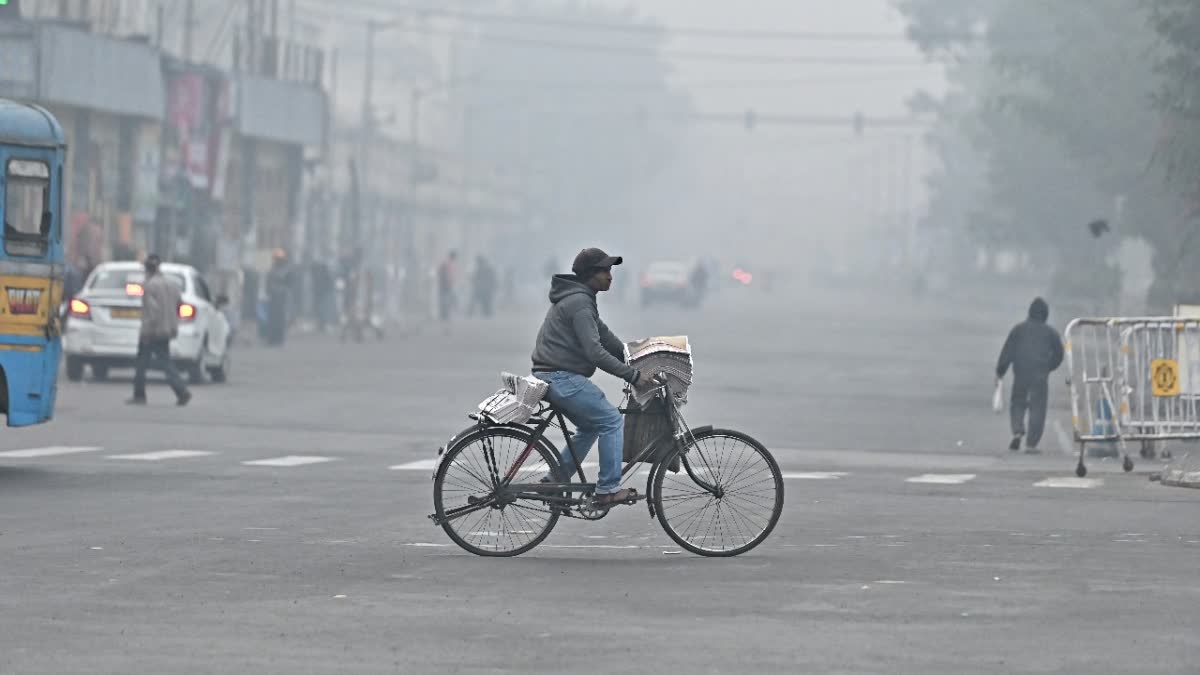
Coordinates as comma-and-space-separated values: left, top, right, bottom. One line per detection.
0, 98, 65, 427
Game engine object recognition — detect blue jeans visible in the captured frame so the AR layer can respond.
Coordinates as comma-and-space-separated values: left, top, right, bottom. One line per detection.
535, 371, 624, 494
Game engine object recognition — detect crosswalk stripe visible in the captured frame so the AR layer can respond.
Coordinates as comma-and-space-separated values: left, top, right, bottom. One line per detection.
0, 446, 103, 458
243, 455, 338, 467
1034, 477, 1104, 489
107, 450, 215, 461
906, 474, 977, 485
781, 471, 848, 480
390, 459, 438, 471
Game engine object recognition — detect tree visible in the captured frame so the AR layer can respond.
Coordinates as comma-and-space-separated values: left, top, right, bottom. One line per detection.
897, 0, 1182, 308
456, 2, 688, 254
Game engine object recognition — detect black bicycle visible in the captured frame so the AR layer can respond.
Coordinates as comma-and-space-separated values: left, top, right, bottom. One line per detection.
428, 377, 784, 557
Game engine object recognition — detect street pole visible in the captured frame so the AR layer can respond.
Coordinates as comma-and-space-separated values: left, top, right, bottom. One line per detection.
183, 0, 194, 61
359, 20, 376, 249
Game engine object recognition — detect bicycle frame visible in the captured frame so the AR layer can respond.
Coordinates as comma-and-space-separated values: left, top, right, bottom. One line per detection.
481, 381, 720, 516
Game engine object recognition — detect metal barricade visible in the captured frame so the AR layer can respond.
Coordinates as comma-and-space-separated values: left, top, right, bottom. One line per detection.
1066, 318, 1200, 476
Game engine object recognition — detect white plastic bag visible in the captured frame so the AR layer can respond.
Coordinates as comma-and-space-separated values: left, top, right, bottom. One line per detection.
992, 379, 1005, 414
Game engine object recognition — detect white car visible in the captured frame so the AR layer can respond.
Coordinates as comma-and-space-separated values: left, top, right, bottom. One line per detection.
63, 262, 232, 383
640, 261, 698, 308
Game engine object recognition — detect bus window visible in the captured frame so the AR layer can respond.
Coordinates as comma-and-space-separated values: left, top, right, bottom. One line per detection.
4, 159, 50, 257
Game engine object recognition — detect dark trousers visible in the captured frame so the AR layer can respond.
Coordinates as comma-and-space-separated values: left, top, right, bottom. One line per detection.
133, 337, 189, 400
1010, 375, 1049, 447
266, 296, 287, 346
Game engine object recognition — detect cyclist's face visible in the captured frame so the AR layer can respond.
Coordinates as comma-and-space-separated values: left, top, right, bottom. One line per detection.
587, 268, 613, 292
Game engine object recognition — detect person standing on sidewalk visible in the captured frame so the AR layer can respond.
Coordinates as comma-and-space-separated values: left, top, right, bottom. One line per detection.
129, 255, 191, 406
996, 297, 1063, 453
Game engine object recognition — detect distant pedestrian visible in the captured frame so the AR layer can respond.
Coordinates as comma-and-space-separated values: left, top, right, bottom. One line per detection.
312, 260, 336, 332
265, 249, 290, 346
996, 297, 1064, 453
128, 254, 191, 406
437, 250, 459, 322
469, 255, 498, 318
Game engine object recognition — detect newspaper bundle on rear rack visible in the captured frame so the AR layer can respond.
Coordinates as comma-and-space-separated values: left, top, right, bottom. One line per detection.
478, 372, 549, 425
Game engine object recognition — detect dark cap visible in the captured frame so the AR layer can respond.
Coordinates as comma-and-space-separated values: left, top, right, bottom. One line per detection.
571, 248, 623, 276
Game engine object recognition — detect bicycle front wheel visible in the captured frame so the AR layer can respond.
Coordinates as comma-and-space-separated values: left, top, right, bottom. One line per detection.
653, 428, 784, 557
433, 426, 561, 557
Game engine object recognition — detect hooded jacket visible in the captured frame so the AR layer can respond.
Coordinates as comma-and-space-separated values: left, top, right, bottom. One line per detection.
996, 298, 1064, 379
531, 275, 639, 382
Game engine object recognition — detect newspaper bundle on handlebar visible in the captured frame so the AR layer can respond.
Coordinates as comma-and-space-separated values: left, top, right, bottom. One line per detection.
478, 372, 549, 424
626, 336, 693, 406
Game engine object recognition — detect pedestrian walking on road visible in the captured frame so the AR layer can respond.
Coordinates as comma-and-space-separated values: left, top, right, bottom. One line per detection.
468, 255, 498, 318
129, 254, 191, 406
437, 250, 459, 323
265, 249, 290, 346
996, 297, 1064, 453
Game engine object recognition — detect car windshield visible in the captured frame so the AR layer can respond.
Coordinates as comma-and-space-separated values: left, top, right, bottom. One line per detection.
89, 269, 185, 293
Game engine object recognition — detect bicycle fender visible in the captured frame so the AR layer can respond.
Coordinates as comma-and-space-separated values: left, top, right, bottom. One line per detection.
433, 423, 484, 480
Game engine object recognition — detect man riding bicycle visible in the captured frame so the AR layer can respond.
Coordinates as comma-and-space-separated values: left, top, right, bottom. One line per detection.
532, 248, 643, 506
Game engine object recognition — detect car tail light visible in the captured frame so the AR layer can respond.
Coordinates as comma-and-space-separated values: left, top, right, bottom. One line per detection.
69, 298, 91, 319
178, 303, 196, 320
125, 283, 144, 297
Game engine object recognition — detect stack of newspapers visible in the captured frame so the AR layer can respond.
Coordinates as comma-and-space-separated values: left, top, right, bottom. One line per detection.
626, 336, 693, 406
478, 372, 549, 424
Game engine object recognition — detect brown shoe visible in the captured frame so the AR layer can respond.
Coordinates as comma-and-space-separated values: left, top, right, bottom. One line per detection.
594, 488, 638, 506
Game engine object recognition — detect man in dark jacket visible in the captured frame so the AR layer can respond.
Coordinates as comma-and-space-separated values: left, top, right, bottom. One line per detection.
996, 297, 1064, 453
532, 248, 644, 506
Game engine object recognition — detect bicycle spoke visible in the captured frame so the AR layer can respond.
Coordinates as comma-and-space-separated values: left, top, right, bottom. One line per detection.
656, 432, 782, 556
435, 430, 563, 556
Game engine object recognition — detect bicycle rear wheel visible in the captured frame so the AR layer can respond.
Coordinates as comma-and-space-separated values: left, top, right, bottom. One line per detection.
653, 428, 784, 557
433, 426, 561, 557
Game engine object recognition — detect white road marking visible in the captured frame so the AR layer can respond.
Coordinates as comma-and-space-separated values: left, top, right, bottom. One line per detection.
541, 544, 641, 550
1034, 477, 1104, 489
0, 446, 103, 458
389, 459, 438, 471
781, 471, 848, 480
905, 473, 977, 485
107, 450, 214, 461
243, 455, 338, 467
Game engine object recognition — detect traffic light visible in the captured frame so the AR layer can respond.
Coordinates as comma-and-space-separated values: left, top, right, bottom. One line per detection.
0, 0, 21, 19
744, 109, 756, 132
852, 111, 865, 137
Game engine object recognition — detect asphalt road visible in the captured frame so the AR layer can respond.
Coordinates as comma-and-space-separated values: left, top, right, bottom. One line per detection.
1, 282, 1197, 674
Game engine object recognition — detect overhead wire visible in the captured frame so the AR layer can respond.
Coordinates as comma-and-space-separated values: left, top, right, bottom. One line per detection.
299, 0, 963, 44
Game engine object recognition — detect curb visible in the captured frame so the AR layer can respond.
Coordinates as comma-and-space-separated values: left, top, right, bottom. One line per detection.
1158, 452, 1200, 489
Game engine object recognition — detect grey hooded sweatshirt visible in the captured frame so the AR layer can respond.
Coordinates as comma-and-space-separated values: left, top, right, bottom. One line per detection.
531, 275, 639, 382
996, 297, 1064, 380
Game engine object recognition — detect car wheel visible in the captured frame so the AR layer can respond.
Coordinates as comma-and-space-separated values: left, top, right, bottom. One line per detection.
187, 336, 207, 384
66, 356, 84, 382
207, 349, 229, 384
187, 358, 205, 384
91, 364, 109, 381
